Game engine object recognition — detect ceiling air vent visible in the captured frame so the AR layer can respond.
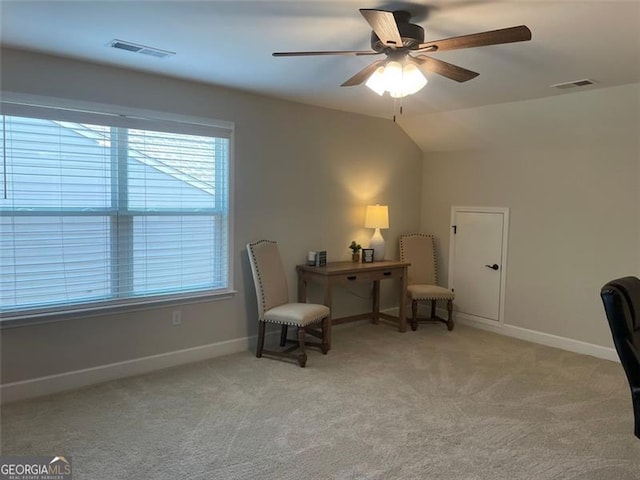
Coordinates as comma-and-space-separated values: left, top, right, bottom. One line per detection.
551, 79, 595, 90
109, 39, 175, 59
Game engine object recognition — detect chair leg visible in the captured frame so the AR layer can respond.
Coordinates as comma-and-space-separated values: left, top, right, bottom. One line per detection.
431, 300, 436, 319
297, 327, 308, 368
411, 300, 418, 331
321, 317, 329, 354
256, 321, 265, 358
280, 325, 288, 347
446, 299, 454, 331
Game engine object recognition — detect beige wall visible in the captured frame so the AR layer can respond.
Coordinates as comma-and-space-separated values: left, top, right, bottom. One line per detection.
417, 83, 640, 348
0, 48, 423, 383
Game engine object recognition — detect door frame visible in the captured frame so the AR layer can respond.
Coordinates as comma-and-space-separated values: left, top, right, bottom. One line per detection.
448, 206, 510, 327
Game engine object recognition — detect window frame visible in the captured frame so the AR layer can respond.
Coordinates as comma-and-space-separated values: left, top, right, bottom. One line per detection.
0, 93, 236, 325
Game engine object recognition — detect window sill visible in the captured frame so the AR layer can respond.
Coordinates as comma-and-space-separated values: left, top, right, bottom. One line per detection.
0, 290, 237, 329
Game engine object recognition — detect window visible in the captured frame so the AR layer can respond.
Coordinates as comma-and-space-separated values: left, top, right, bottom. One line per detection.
1, 102, 233, 319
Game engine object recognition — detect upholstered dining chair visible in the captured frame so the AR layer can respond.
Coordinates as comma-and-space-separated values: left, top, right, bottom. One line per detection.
600, 276, 640, 439
399, 233, 454, 331
247, 240, 330, 368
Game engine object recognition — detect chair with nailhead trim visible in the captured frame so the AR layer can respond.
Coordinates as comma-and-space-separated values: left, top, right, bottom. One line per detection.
247, 240, 329, 367
399, 233, 454, 331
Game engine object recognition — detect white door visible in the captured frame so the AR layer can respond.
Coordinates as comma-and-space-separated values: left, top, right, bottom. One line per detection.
449, 207, 508, 323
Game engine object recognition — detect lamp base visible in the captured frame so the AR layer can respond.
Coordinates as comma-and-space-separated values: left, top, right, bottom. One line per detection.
369, 228, 386, 262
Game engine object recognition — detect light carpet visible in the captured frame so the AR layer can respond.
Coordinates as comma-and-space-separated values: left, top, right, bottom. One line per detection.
2, 323, 639, 479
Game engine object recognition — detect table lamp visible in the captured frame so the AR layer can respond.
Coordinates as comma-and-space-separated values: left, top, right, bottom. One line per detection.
365, 204, 389, 261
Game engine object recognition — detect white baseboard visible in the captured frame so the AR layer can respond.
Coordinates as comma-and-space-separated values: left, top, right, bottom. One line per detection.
388, 305, 619, 363
1, 331, 277, 404
2, 309, 619, 404
450, 310, 619, 362
1, 319, 377, 405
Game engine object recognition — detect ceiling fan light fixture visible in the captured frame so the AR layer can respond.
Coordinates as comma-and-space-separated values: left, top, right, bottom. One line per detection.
365, 60, 427, 98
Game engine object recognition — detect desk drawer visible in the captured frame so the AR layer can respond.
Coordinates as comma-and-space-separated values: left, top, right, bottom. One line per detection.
333, 268, 402, 284
369, 268, 403, 281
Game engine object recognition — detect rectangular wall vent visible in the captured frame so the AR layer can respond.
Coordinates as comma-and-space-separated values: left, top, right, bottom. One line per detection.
109, 39, 175, 59
138, 48, 172, 58
550, 79, 595, 89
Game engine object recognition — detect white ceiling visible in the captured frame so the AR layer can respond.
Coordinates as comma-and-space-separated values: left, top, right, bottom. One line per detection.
1, 0, 639, 144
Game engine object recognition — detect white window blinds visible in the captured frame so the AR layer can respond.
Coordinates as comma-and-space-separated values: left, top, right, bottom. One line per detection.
0, 102, 232, 319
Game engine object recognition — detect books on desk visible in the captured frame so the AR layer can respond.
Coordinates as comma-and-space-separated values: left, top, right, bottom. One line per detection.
307, 250, 327, 267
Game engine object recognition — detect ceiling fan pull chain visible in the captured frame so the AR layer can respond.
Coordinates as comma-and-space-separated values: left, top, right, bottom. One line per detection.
392, 97, 398, 123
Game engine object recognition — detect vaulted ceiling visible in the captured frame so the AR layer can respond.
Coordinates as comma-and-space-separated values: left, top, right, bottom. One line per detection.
2, 1, 639, 150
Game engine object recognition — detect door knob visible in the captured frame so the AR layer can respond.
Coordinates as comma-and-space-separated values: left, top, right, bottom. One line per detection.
485, 264, 499, 270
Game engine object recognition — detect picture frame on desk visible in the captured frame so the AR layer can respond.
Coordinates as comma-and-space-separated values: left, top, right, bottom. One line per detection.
362, 248, 374, 263
314, 250, 327, 267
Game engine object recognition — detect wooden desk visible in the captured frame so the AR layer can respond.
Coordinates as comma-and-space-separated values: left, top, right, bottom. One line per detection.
296, 260, 409, 348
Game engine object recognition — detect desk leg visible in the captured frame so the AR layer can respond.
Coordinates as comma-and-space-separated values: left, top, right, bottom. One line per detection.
324, 281, 333, 349
372, 280, 380, 324
298, 275, 307, 303
398, 267, 408, 332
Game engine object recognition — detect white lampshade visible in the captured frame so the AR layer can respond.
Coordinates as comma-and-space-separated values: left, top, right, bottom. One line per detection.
383, 61, 403, 98
365, 66, 387, 96
400, 63, 428, 96
364, 205, 389, 229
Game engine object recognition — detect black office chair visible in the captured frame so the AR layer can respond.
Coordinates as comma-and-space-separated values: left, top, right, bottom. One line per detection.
600, 276, 640, 439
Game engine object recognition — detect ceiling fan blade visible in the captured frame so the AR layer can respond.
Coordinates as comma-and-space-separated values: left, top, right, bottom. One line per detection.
417, 25, 532, 52
273, 50, 378, 57
341, 60, 385, 87
359, 9, 403, 48
411, 55, 479, 83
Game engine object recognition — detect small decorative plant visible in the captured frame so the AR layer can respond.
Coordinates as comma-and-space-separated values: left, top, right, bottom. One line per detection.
349, 241, 362, 262
349, 241, 362, 253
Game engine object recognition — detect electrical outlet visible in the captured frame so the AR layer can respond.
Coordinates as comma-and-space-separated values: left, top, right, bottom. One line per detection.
171, 310, 182, 326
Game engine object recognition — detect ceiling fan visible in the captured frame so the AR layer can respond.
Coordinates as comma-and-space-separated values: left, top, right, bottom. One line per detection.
273, 9, 532, 97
